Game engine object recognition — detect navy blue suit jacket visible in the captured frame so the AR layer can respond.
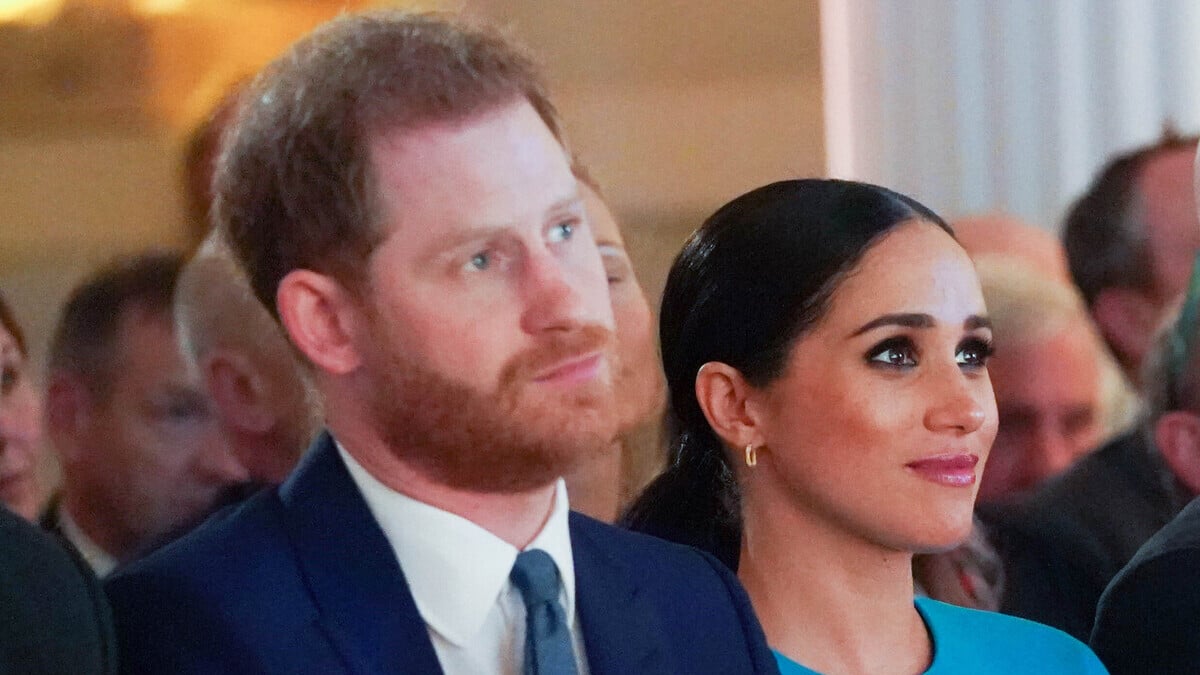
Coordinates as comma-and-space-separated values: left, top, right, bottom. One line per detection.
105, 433, 778, 674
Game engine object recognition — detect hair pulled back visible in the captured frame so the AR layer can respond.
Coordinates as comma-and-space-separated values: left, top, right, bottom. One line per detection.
621, 179, 951, 568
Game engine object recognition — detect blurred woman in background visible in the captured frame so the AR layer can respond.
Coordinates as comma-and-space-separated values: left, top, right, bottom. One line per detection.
0, 292, 43, 520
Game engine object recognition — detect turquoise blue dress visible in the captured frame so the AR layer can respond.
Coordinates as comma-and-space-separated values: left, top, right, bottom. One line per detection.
773, 598, 1108, 674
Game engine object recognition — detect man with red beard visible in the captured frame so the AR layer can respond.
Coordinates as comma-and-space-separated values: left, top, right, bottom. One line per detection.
104, 10, 775, 675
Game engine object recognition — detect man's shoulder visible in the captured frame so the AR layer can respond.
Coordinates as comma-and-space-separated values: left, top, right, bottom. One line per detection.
568, 512, 752, 615
103, 489, 322, 673
0, 507, 117, 674
570, 511, 729, 574
1091, 503, 1200, 674
106, 488, 295, 608
1122, 494, 1200, 568
568, 512, 777, 674
1027, 431, 1150, 509
1001, 430, 1169, 548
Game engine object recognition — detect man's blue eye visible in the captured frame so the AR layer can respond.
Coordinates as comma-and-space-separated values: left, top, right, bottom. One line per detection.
549, 222, 575, 243
468, 252, 490, 271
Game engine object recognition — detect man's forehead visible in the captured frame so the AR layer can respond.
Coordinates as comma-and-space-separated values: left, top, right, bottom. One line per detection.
367, 102, 577, 240
109, 307, 189, 376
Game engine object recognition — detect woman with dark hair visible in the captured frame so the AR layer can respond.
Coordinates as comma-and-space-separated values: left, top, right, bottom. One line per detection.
0, 293, 42, 520
623, 180, 1105, 674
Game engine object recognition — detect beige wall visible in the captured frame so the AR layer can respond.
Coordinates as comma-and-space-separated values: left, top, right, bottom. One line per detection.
0, 1, 824, 371
468, 0, 825, 299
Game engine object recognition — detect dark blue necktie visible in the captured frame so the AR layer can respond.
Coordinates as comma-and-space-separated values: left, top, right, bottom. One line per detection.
509, 549, 579, 675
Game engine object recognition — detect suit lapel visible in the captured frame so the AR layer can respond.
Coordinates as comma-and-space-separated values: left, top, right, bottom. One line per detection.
570, 514, 673, 674
278, 433, 443, 674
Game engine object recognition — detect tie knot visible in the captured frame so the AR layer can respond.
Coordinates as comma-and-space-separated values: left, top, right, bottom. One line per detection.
510, 549, 561, 608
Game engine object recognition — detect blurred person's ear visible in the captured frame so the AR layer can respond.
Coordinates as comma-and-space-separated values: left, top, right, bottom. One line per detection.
694, 361, 764, 452
1155, 410, 1200, 495
203, 349, 273, 434
43, 374, 92, 462
276, 270, 362, 376
1092, 288, 1159, 368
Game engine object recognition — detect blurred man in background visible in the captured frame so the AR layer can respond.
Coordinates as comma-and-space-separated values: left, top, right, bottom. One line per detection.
42, 253, 246, 575
174, 232, 316, 486
1063, 133, 1200, 385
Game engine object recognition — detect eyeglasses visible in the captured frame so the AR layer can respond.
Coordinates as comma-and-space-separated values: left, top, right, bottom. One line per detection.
1167, 254, 1200, 409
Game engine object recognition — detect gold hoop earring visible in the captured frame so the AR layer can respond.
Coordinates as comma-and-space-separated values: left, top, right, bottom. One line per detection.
744, 444, 758, 467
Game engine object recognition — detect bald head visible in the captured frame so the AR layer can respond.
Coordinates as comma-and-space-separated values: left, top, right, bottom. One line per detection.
953, 213, 1071, 284
175, 232, 316, 482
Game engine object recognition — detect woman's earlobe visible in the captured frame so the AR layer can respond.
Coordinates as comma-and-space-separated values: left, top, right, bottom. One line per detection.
694, 361, 763, 449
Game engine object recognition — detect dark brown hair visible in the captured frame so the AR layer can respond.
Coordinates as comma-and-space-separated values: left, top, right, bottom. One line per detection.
47, 252, 184, 399
215, 9, 563, 318
622, 179, 952, 568
1063, 131, 1198, 306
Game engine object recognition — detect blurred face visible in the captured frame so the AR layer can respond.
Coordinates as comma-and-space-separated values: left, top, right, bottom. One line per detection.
751, 221, 997, 553
0, 324, 41, 520
977, 326, 1102, 503
1142, 147, 1200, 305
581, 183, 665, 434
75, 308, 246, 555
355, 101, 617, 493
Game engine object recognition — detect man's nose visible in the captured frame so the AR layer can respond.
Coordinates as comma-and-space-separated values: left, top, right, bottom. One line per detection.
519, 248, 612, 335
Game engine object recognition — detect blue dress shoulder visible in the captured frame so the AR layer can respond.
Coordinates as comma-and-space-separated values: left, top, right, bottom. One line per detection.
773, 598, 1108, 674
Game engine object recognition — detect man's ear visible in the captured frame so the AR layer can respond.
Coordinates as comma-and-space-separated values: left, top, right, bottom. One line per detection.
44, 373, 92, 463
1155, 410, 1200, 495
276, 270, 364, 376
1092, 288, 1158, 372
203, 349, 273, 434
694, 361, 766, 453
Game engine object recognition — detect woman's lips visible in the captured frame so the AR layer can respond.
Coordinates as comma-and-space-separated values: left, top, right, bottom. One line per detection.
905, 453, 979, 487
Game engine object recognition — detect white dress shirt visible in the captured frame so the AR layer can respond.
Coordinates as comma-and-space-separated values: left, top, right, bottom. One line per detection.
58, 507, 117, 577
337, 442, 591, 675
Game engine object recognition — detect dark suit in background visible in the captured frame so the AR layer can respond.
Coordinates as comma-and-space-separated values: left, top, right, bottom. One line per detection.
1090, 494, 1200, 674
981, 430, 1187, 641
0, 506, 116, 674
106, 434, 779, 674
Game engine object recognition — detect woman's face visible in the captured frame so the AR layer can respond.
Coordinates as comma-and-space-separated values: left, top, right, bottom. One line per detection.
0, 322, 41, 520
582, 184, 665, 434
749, 220, 997, 553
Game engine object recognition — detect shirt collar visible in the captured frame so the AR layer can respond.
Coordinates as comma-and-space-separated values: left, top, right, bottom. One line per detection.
59, 506, 118, 577
336, 440, 577, 647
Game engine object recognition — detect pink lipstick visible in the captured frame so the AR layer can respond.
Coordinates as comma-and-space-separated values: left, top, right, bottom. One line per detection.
905, 453, 979, 487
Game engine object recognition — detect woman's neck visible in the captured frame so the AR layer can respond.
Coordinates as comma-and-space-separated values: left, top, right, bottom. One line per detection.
738, 495, 932, 675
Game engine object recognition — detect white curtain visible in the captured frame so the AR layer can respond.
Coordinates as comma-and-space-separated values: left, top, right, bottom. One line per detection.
821, 0, 1200, 229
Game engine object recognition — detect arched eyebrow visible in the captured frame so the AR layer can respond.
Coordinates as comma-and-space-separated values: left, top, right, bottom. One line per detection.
850, 313, 991, 337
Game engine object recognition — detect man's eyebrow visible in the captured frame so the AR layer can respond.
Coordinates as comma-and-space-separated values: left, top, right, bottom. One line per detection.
850, 313, 992, 337
423, 194, 584, 257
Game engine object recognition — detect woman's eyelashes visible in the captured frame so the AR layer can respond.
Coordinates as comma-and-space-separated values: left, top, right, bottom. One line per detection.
864, 334, 994, 371
955, 336, 994, 369
866, 336, 918, 368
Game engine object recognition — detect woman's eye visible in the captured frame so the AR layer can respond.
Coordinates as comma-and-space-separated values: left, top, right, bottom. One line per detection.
0, 365, 18, 395
867, 338, 917, 368
548, 221, 576, 243
956, 338, 995, 368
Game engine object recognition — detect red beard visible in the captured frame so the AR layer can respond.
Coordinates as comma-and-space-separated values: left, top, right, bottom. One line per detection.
366, 324, 618, 493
